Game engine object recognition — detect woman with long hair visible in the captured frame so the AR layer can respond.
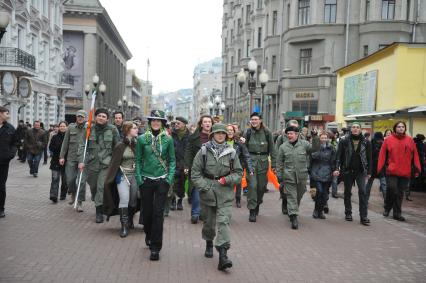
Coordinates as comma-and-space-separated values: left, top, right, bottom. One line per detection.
104, 121, 140, 238
226, 124, 253, 208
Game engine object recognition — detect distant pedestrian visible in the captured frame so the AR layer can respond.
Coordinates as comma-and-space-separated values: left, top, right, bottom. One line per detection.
132, 116, 146, 136
113, 111, 124, 140
16, 120, 27, 163
49, 121, 68, 203
184, 115, 214, 224
226, 124, 253, 208
365, 132, 387, 203
378, 121, 421, 221
104, 122, 140, 238
135, 110, 176, 261
310, 132, 337, 220
410, 134, 425, 191
24, 121, 47, 177
336, 122, 372, 226
191, 123, 243, 271
384, 129, 392, 139
0, 107, 17, 218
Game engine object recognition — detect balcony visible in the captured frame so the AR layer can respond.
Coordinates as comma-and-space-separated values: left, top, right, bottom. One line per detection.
0, 47, 36, 76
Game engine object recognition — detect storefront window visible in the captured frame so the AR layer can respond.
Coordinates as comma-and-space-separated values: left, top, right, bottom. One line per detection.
292, 100, 318, 115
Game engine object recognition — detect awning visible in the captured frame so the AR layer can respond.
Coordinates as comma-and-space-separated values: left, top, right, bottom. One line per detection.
408, 105, 426, 113
346, 110, 397, 119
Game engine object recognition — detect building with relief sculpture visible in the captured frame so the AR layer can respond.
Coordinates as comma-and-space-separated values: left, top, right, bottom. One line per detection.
62, 0, 132, 122
0, 0, 68, 127
222, 0, 426, 130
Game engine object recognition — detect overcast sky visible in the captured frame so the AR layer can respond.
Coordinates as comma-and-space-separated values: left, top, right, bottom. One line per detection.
100, 0, 223, 94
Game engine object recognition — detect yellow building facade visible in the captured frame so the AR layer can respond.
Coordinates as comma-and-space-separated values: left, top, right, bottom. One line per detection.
335, 43, 426, 136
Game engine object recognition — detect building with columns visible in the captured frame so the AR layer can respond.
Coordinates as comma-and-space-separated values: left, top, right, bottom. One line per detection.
222, 0, 426, 130
62, 0, 132, 122
0, 0, 68, 127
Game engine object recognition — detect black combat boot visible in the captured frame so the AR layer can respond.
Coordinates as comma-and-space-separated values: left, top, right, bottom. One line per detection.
150, 250, 160, 261
290, 215, 298, 230
235, 197, 241, 208
281, 198, 288, 215
119, 208, 129, 238
204, 240, 213, 258
177, 198, 183, 210
249, 209, 256, 222
255, 205, 260, 216
170, 197, 177, 211
95, 206, 104, 223
217, 247, 232, 271
312, 209, 319, 219
128, 207, 135, 229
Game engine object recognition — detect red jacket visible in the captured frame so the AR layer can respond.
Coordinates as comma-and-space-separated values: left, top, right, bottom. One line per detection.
377, 134, 421, 178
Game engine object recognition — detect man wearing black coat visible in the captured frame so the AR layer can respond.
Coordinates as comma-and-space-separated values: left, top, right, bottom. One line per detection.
335, 122, 372, 226
0, 107, 17, 218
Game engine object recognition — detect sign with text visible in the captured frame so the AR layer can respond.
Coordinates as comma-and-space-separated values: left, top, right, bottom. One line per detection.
293, 92, 318, 100
343, 70, 378, 115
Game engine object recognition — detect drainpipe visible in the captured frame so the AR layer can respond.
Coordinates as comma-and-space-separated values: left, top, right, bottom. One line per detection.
344, 0, 351, 66
412, 0, 420, 42
275, 0, 285, 131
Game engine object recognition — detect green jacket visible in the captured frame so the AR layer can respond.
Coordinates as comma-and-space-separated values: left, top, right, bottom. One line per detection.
184, 128, 203, 170
277, 138, 312, 184
60, 122, 86, 162
243, 126, 276, 173
191, 141, 243, 207
135, 130, 176, 186
77, 123, 120, 171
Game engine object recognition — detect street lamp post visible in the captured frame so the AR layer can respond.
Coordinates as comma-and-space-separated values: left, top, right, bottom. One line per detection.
237, 58, 269, 118
117, 95, 128, 118
85, 74, 107, 111
208, 90, 226, 118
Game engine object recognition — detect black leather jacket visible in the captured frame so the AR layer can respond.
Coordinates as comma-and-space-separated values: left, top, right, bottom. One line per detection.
336, 133, 372, 175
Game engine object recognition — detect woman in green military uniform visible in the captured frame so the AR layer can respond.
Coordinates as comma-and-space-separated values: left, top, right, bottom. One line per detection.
135, 110, 176, 261
191, 123, 243, 271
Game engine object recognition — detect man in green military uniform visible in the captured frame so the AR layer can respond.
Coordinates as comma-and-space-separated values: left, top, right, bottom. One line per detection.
60, 110, 87, 212
243, 112, 276, 222
277, 126, 312, 229
191, 124, 243, 271
78, 108, 120, 223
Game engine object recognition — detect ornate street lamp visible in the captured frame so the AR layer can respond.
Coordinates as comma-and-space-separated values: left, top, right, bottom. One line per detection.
0, 11, 10, 44
237, 58, 269, 115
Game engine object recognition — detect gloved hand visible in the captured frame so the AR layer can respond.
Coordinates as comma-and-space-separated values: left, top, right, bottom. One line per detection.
218, 177, 226, 185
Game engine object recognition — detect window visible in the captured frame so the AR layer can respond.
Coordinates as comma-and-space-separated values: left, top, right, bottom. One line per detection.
407, 0, 411, 20
363, 45, 368, 57
230, 83, 234, 99
266, 14, 269, 35
225, 62, 228, 73
32, 36, 38, 56
257, 27, 262, 48
299, 48, 312, 75
224, 37, 228, 49
237, 49, 241, 62
287, 4, 291, 28
246, 5, 251, 23
271, 55, 277, 79
237, 18, 242, 34
231, 29, 234, 43
257, 0, 262, 9
324, 0, 337, 23
231, 56, 234, 68
225, 86, 228, 99
365, 0, 370, 21
298, 0, 310, 26
272, 11, 278, 35
246, 39, 251, 57
17, 27, 25, 50
292, 100, 318, 115
382, 0, 395, 20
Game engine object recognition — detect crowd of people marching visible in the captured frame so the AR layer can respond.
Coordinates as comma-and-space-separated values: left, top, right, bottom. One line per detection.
0, 105, 425, 271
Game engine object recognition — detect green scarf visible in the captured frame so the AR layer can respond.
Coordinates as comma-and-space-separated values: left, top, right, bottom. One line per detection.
177, 128, 186, 140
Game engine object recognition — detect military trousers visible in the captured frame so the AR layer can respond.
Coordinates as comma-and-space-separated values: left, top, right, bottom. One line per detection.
285, 180, 307, 216
65, 161, 86, 202
246, 171, 267, 210
86, 168, 108, 207
201, 202, 232, 249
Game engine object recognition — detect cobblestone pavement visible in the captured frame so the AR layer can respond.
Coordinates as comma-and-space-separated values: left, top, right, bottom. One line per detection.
1, 160, 425, 283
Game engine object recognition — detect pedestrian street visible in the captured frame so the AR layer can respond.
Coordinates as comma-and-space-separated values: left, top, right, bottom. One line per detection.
1, 160, 425, 283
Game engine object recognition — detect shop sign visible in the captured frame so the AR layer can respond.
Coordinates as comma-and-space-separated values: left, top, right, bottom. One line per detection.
310, 115, 323, 121
293, 92, 318, 100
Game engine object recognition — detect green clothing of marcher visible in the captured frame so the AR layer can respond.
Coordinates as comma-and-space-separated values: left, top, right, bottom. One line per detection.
60, 122, 87, 201
77, 123, 120, 207
191, 141, 243, 249
243, 126, 276, 210
277, 138, 312, 216
135, 129, 176, 186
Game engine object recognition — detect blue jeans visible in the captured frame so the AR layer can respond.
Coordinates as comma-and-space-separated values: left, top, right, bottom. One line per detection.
314, 181, 331, 212
27, 153, 42, 175
191, 187, 200, 217
366, 176, 387, 204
